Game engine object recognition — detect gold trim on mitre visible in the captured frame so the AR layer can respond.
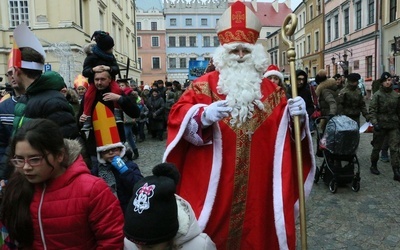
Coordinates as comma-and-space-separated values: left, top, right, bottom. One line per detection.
216, 1, 261, 45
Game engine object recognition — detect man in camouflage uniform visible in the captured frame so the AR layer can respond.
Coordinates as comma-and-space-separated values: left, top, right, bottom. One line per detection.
337, 73, 370, 126
369, 72, 400, 181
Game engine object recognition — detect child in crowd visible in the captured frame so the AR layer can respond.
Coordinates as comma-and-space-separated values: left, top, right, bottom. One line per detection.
123, 163, 216, 250
1, 119, 124, 249
81, 31, 123, 130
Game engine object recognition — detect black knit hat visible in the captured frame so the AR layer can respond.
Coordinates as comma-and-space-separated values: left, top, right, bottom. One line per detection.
346, 73, 361, 83
380, 72, 391, 83
124, 163, 180, 245
93, 31, 114, 51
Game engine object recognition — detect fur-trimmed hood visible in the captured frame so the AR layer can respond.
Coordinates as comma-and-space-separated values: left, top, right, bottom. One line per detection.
63, 139, 82, 166
315, 78, 337, 97
83, 42, 96, 55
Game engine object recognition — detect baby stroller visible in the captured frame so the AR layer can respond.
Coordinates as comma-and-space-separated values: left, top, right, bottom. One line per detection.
314, 115, 361, 193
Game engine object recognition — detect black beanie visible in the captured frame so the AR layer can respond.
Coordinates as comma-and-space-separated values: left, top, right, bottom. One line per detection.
380, 72, 391, 83
95, 32, 114, 51
124, 163, 180, 246
346, 73, 361, 83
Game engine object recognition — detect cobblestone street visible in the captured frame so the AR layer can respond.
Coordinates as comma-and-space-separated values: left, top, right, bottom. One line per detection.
134, 120, 400, 249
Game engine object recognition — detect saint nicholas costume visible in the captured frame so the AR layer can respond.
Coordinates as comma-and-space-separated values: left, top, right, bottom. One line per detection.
163, 2, 315, 249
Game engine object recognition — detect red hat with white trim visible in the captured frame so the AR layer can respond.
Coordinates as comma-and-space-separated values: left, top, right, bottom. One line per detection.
93, 102, 126, 163
216, 1, 261, 45
264, 64, 284, 82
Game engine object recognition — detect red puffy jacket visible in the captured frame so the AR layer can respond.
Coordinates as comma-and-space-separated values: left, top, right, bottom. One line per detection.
30, 155, 124, 249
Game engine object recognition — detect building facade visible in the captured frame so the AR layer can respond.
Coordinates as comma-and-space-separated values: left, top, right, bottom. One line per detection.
136, 0, 167, 86
293, 2, 307, 75
381, 0, 399, 78
163, 0, 228, 84
302, 0, 324, 78
0, 0, 140, 87
324, 0, 379, 95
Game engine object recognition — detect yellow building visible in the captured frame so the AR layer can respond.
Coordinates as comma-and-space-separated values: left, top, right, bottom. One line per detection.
0, 0, 140, 87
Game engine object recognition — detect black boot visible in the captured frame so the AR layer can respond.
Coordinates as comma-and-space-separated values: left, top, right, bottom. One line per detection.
393, 166, 400, 181
370, 163, 380, 175
133, 148, 139, 160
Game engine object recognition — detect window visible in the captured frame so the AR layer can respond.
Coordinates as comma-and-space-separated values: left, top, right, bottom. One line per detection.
179, 36, 186, 47
180, 58, 187, 68
327, 19, 331, 42
390, 0, 397, 22
9, 0, 29, 27
355, 2, 361, 30
201, 18, 207, 26
138, 58, 142, 69
213, 36, 219, 47
307, 35, 311, 54
203, 36, 210, 47
169, 37, 176, 47
270, 53, 274, 65
170, 18, 176, 26
315, 31, 319, 51
282, 51, 286, 65
368, 0, 374, 24
344, 9, 349, 35
169, 58, 176, 69
151, 22, 157, 31
317, 0, 321, 15
189, 36, 196, 47
185, 18, 192, 26
137, 37, 142, 48
309, 5, 313, 20
136, 22, 142, 31
366, 56, 373, 78
190, 57, 196, 62
334, 15, 339, 39
152, 57, 160, 69
152, 36, 159, 47
274, 37, 277, 47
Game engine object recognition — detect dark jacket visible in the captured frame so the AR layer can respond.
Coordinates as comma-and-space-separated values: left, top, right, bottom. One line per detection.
77, 86, 140, 156
82, 44, 120, 82
91, 159, 143, 213
287, 83, 315, 117
315, 78, 338, 116
13, 71, 79, 139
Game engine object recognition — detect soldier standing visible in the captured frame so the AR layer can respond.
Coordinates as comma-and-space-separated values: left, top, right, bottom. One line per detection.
337, 73, 370, 126
369, 72, 400, 181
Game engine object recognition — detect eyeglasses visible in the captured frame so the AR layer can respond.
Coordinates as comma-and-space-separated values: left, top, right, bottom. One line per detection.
101, 147, 121, 155
10, 155, 45, 168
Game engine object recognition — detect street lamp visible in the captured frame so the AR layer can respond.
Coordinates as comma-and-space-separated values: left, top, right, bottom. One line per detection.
331, 56, 336, 64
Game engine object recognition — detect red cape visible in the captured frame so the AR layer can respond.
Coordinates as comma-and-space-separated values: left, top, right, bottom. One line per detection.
163, 71, 315, 249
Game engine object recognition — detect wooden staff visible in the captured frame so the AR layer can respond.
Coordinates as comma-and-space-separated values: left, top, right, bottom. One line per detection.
281, 14, 308, 249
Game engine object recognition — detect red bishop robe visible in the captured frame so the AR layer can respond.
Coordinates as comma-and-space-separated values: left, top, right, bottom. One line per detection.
163, 71, 315, 250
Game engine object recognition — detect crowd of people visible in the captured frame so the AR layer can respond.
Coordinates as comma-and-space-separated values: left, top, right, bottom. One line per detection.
3, 0, 398, 249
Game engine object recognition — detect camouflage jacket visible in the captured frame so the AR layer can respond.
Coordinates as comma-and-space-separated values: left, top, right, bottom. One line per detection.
337, 86, 369, 120
369, 87, 400, 129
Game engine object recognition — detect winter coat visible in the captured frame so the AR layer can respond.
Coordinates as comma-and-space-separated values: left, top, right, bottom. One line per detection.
315, 78, 338, 116
337, 84, 370, 123
123, 195, 216, 250
369, 87, 400, 129
147, 95, 165, 130
30, 139, 124, 249
287, 83, 315, 117
91, 160, 143, 213
82, 43, 120, 82
12, 71, 79, 139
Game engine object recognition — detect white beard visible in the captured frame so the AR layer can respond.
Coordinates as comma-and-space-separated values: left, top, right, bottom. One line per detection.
213, 43, 268, 127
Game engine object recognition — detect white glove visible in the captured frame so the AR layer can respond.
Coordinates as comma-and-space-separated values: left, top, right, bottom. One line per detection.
288, 96, 307, 117
201, 100, 232, 127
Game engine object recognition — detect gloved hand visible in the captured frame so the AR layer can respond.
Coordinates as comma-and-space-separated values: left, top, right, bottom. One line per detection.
201, 100, 232, 127
288, 96, 306, 117
111, 156, 128, 174
373, 124, 381, 132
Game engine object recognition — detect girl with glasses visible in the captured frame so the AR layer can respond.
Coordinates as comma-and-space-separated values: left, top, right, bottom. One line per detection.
0, 119, 124, 249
